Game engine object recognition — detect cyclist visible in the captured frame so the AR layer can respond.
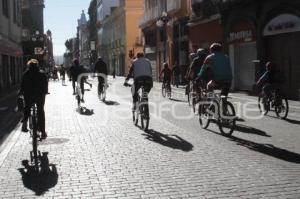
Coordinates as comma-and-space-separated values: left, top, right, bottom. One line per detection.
69, 59, 86, 102
198, 43, 232, 97
124, 52, 153, 110
19, 59, 48, 139
94, 57, 108, 95
256, 61, 285, 103
159, 63, 172, 91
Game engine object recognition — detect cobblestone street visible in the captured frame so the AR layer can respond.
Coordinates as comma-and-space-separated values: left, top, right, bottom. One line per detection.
0, 77, 300, 198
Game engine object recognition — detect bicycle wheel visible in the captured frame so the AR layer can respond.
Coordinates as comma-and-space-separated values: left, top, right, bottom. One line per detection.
198, 103, 211, 129
218, 101, 236, 136
275, 97, 289, 119
32, 111, 39, 171
140, 104, 149, 131
258, 94, 269, 115
162, 84, 166, 98
167, 86, 172, 99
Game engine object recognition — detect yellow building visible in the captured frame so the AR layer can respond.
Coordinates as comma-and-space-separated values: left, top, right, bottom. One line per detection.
99, 0, 143, 76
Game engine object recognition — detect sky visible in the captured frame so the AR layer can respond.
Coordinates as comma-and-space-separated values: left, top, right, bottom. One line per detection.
44, 0, 90, 57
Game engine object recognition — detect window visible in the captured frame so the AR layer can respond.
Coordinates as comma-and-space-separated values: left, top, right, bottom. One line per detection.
2, 0, 9, 18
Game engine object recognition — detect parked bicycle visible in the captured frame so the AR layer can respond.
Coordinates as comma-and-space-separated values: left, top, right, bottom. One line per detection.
161, 80, 171, 99
258, 89, 289, 119
198, 91, 236, 136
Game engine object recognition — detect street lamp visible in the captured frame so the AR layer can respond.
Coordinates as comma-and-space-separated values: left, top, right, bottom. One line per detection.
156, 11, 172, 63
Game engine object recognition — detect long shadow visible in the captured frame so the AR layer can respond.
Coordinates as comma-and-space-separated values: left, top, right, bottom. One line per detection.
18, 152, 58, 196
169, 98, 187, 103
207, 129, 300, 163
229, 136, 300, 164
103, 100, 120, 106
142, 129, 193, 152
235, 124, 271, 137
76, 107, 94, 116
284, 118, 300, 125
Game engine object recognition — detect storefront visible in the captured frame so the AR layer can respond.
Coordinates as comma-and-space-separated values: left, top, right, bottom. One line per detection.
263, 14, 300, 99
228, 20, 257, 91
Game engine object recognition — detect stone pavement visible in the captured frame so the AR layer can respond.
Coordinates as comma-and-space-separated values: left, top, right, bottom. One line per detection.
0, 77, 300, 198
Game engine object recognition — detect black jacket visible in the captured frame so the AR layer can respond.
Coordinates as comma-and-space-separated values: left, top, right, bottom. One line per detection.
20, 67, 48, 99
94, 60, 108, 75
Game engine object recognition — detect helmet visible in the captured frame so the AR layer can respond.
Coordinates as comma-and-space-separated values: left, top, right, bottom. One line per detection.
136, 52, 144, 58
210, 43, 222, 52
196, 48, 206, 56
189, 53, 197, 60
73, 58, 79, 65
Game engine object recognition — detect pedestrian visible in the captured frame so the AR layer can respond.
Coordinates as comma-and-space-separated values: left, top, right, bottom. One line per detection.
172, 61, 180, 88
60, 64, 66, 85
19, 59, 48, 139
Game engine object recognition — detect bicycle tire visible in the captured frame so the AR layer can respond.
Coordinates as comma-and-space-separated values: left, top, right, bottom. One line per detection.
167, 86, 172, 99
218, 101, 236, 136
275, 97, 289, 119
162, 84, 166, 98
141, 104, 149, 131
198, 103, 210, 129
258, 94, 269, 115
32, 108, 39, 172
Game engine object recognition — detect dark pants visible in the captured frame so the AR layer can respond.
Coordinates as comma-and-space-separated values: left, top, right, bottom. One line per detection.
97, 76, 105, 93
207, 80, 231, 96
174, 75, 179, 87
23, 96, 46, 133
132, 76, 153, 103
72, 80, 76, 93
163, 78, 171, 91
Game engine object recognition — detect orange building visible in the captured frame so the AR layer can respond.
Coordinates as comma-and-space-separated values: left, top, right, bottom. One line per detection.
99, 0, 143, 76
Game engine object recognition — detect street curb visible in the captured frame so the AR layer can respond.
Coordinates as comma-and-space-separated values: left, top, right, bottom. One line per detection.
0, 122, 22, 167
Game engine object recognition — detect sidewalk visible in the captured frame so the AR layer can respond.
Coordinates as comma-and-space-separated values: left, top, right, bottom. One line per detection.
0, 87, 22, 146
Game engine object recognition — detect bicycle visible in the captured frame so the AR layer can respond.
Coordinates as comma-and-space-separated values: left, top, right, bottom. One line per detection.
198, 91, 236, 136
29, 103, 41, 172
258, 89, 289, 119
124, 82, 150, 131
161, 80, 171, 99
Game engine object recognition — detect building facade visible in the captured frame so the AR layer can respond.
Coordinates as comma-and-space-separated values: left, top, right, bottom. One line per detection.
77, 10, 90, 66
221, 0, 300, 99
99, 0, 143, 76
140, 0, 191, 81
21, 0, 45, 65
0, 0, 23, 97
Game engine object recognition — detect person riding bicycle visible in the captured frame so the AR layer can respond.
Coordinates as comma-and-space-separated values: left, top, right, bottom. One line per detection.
94, 57, 108, 94
69, 59, 86, 102
124, 52, 153, 110
198, 43, 233, 97
256, 61, 285, 103
19, 59, 48, 139
159, 63, 172, 91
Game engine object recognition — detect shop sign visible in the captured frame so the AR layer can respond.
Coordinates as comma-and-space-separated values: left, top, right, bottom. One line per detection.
264, 14, 300, 36
228, 20, 255, 43
229, 30, 253, 42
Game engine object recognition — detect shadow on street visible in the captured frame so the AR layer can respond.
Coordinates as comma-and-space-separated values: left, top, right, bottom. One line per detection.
235, 124, 271, 137
169, 98, 187, 103
76, 107, 94, 115
142, 129, 193, 152
103, 100, 120, 106
229, 136, 300, 164
207, 128, 300, 163
284, 118, 300, 125
18, 152, 58, 196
